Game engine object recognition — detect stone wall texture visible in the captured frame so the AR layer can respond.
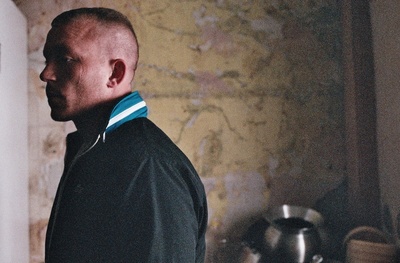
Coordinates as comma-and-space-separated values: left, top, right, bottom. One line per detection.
12, 0, 345, 262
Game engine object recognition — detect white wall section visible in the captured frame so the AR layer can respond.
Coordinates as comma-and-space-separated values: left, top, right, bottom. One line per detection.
0, 0, 29, 262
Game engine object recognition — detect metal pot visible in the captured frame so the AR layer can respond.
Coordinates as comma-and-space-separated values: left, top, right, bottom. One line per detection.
261, 205, 328, 263
241, 205, 330, 262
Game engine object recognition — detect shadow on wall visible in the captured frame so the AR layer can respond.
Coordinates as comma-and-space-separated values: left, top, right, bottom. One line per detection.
205, 216, 261, 262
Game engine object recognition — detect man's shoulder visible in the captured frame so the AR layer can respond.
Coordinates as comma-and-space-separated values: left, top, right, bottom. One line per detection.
116, 117, 168, 140
110, 117, 180, 153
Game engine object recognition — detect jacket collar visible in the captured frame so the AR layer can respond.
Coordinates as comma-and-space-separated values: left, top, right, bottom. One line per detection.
105, 91, 148, 134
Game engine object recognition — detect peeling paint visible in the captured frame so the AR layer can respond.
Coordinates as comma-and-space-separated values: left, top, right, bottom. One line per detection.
16, 0, 345, 262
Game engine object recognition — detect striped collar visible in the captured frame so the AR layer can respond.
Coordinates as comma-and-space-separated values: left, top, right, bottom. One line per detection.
104, 91, 148, 135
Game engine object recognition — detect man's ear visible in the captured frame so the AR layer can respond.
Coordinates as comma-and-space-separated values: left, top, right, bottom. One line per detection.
107, 59, 126, 87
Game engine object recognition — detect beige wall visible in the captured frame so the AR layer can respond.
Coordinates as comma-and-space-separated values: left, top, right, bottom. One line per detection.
12, 0, 345, 262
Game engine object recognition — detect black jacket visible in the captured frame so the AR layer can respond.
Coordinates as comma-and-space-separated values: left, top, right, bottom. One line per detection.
45, 118, 208, 262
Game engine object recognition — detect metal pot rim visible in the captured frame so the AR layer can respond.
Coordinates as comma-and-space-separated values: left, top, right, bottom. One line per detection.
263, 204, 325, 228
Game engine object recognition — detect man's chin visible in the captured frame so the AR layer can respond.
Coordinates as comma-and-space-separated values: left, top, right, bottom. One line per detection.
50, 112, 71, 122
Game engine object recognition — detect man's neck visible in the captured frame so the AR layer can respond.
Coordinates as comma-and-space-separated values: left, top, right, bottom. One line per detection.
73, 105, 113, 144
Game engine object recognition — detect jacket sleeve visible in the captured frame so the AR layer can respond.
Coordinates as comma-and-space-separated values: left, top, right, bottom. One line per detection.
112, 156, 206, 263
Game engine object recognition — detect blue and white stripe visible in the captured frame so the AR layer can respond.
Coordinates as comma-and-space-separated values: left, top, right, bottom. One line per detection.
104, 91, 148, 134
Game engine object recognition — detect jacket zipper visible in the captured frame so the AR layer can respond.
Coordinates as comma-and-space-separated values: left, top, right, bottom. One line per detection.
46, 133, 101, 251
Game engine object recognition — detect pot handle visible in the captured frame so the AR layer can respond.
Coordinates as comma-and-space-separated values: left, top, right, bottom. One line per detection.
241, 218, 270, 253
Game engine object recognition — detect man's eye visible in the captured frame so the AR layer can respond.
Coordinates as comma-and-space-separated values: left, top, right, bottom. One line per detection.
64, 57, 74, 63
56, 56, 74, 63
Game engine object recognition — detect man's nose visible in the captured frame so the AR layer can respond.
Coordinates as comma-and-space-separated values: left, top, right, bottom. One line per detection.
40, 63, 56, 82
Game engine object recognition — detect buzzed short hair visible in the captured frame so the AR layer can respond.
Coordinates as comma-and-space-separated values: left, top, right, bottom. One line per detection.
52, 7, 136, 38
52, 7, 139, 68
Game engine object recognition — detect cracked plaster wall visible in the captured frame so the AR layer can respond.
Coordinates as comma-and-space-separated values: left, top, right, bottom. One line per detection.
12, 0, 345, 262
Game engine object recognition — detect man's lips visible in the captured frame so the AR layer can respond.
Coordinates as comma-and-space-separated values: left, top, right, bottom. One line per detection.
46, 88, 64, 107
47, 93, 62, 102
46, 85, 62, 98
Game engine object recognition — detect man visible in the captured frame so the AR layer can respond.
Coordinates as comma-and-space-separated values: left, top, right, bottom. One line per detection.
40, 7, 208, 262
